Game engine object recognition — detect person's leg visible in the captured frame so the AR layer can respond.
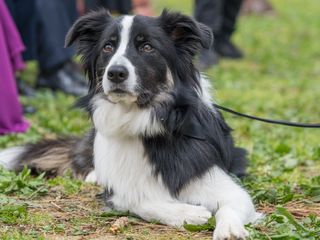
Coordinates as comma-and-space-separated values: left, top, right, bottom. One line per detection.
221, 0, 243, 40
35, 0, 87, 96
5, 0, 37, 98
194, 0, 223, 37
6, 0, 39, 62
36, 0, 77, 72
85, 0, 132, 14
194, 0, 223, 70
214, 0, 244, 58
116, 0, 132, 14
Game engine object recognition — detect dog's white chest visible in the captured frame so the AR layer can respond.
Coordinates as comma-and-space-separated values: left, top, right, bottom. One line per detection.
94, 132, 146, 187
94, 132, 169, 209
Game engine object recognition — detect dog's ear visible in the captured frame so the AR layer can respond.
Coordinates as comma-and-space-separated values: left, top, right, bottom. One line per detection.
159, 9, 213, 55
65, 9, 112, 88
65, 9, 112, 48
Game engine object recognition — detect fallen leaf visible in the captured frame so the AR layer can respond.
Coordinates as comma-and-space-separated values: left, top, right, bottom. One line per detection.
109, 217, 129, 234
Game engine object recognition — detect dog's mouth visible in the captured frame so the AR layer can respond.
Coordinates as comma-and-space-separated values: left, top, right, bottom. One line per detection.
110, 88, 128, 94
106, 88, 137, 104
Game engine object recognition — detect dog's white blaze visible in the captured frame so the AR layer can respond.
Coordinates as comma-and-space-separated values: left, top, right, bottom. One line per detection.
0, 146, 25, 170
103, 16, 137, 93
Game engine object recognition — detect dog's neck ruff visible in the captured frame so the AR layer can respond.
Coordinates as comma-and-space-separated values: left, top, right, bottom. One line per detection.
92, 96, 164, 137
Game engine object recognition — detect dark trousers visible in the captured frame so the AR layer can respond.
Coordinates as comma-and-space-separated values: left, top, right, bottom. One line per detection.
5, 0, 77, 72
194, 0, 243, 41
85, 0, 132, 14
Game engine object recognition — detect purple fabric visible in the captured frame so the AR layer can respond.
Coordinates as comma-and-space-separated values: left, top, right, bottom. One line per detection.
0, 0, 29, 135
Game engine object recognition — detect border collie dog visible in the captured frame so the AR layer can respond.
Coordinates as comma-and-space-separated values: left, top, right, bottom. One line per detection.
0, 10, 261, 239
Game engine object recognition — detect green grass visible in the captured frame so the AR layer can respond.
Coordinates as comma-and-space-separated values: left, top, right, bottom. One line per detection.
0, 0, 319, 239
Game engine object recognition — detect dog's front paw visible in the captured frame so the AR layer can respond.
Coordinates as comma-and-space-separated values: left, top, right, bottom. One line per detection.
182, 205, 212, 226
166, 204, 212, 227
213, 220, 248, 240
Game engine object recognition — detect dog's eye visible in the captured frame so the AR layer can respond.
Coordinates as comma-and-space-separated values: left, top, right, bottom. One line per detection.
140, 43, 154, 53
103, 43, 114, 54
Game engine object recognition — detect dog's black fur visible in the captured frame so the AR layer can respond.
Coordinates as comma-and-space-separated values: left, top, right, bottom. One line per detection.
144, 87, 247, 196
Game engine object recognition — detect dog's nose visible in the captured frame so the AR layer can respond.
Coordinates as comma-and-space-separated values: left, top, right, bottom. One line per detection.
107, 65, 129, 83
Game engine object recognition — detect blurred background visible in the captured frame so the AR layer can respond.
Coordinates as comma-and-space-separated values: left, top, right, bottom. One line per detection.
0, 1, 319, 239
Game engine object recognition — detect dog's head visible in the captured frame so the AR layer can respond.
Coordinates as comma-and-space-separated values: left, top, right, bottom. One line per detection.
66, 9, 212, 107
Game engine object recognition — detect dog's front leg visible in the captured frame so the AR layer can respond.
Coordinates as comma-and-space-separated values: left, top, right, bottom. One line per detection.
210, 169, 262, 240
179, 166, 262, 240
132, 201, 212, 227
213, 207, 250, 240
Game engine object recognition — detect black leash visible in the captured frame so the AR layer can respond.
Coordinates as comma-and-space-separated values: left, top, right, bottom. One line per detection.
213, 104, 320, 128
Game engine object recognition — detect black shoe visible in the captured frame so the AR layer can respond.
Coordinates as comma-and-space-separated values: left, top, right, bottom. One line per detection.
64, 61, 87, 87
197, 49, 219, 71
17, 78, 36, 97
215, 39, 244, 59
22, 105, 37, 114
36, 67, 88, 96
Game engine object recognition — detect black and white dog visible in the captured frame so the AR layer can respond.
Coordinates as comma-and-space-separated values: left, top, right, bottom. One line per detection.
0, 10, 261, 239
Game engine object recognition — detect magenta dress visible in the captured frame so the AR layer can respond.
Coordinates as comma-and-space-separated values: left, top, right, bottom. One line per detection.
0, 0, 29, 135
